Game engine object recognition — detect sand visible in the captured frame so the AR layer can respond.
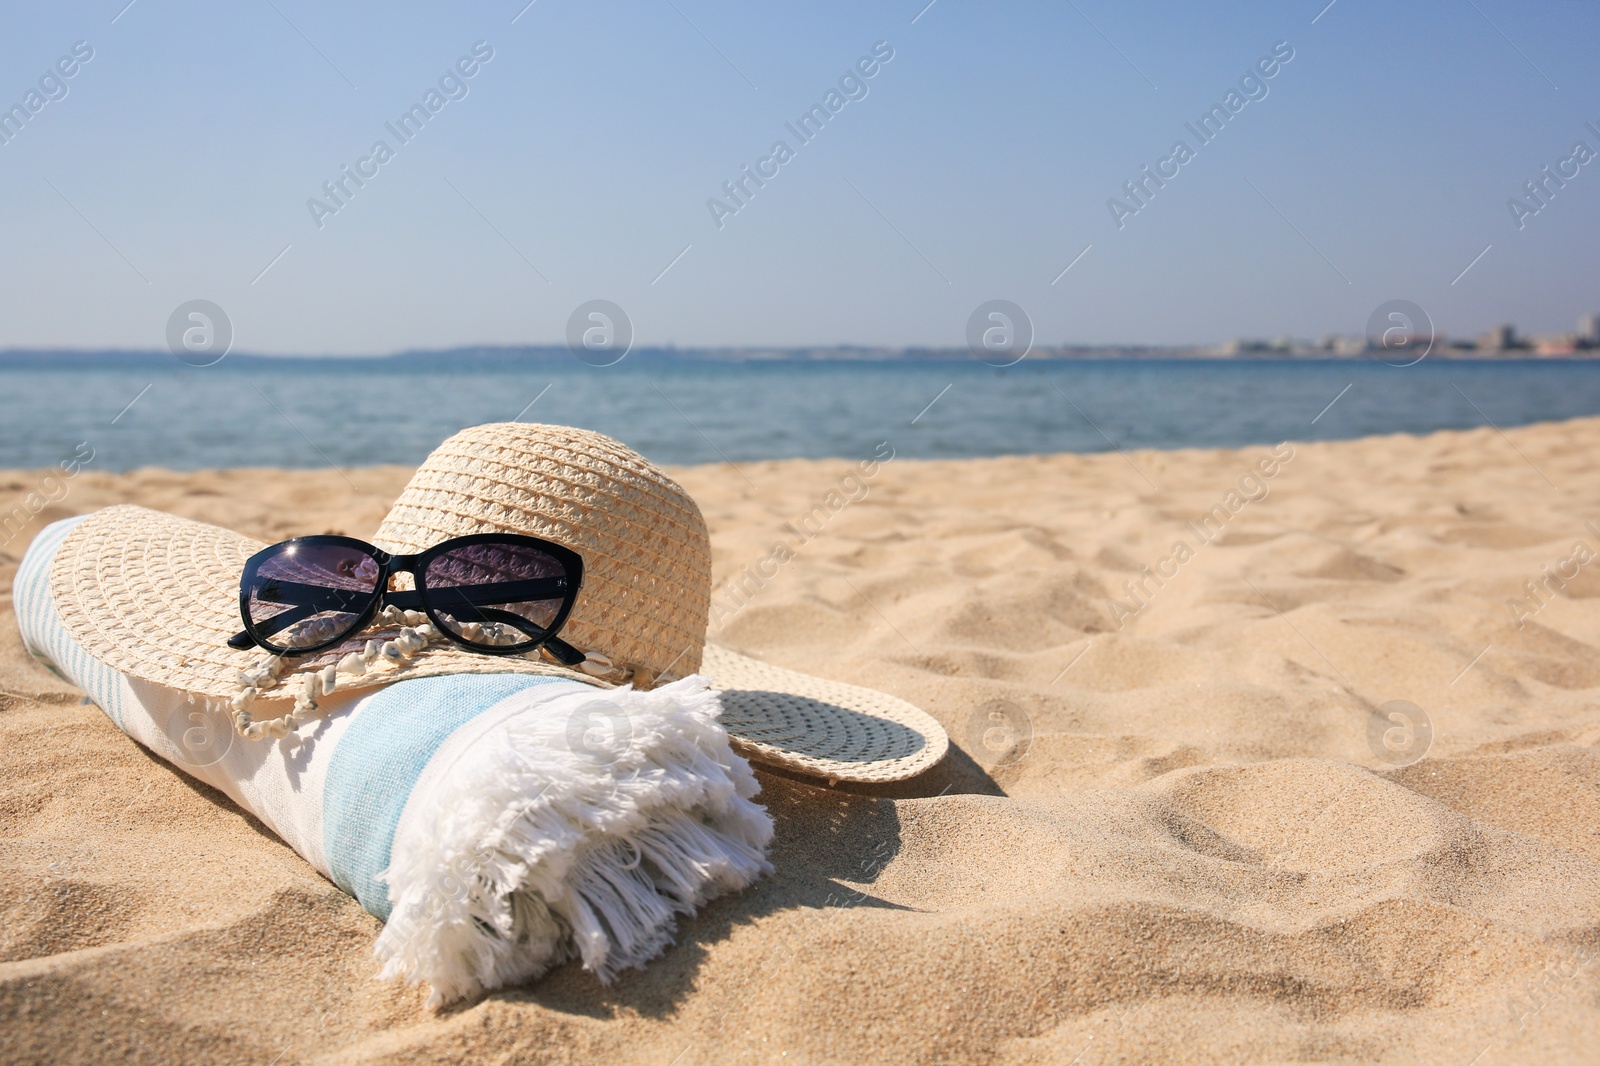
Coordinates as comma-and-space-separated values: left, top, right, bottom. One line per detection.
3, 418, 1600, 1064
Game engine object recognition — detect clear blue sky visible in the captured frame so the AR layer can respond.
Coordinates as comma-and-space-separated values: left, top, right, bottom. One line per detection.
1, 0, 1595, 353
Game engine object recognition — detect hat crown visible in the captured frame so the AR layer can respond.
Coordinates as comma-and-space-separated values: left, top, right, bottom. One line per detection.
372, 423, 711, 681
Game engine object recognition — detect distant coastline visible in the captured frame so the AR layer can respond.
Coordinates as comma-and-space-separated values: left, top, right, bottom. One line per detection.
3, 343, 1598, 364
5, 355, 1599, 472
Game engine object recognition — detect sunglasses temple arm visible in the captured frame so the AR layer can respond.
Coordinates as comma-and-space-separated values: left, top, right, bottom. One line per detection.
405, 581, 583, 665
463, 606, 585, 667
228, 602, 320, 648
402, 576, 569, 608
229, 580, 377, 649
542, 635, 585, 667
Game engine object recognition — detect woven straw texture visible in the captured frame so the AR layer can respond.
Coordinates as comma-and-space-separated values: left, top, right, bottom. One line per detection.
45, 423, 950, 783
372, 423, 712, 683
703, 645, 948, 782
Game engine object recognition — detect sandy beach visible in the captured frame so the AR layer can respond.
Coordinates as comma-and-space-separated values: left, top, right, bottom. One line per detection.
3, 417, 1600, 1065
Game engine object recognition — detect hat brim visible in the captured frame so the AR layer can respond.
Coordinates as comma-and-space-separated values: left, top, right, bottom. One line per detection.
703, 644, 947, 782
47, 506, 947, 784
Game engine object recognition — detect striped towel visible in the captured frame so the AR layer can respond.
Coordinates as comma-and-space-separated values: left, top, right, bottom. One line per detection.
15, 514, 773, 1005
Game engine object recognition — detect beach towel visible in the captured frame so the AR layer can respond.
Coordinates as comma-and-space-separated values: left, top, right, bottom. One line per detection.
15, 514, 774, 1006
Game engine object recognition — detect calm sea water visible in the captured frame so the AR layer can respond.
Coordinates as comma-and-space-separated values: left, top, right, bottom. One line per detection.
3, 357, 1599, 471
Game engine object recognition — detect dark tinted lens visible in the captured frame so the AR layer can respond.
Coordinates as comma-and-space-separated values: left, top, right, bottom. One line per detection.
246, 542, 382, 651
422, 541, 572, 648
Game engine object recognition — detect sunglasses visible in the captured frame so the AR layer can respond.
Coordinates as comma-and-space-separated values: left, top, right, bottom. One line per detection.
227, 532, 586, 667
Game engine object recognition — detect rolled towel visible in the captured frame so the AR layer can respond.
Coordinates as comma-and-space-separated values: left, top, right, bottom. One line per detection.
14, 515, 773, 1006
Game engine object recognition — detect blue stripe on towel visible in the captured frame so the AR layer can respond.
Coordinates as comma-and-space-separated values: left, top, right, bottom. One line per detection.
14, 515, 129, 730
321, 672, 561, 920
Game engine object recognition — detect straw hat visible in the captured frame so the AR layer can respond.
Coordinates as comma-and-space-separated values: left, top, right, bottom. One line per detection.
46, 423, 947, 784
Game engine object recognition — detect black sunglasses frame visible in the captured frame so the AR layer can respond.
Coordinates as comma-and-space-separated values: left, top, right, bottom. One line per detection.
229, 532, 586, 667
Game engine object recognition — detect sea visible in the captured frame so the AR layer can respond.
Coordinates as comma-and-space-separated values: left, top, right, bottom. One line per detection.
3, 354, 1599, 471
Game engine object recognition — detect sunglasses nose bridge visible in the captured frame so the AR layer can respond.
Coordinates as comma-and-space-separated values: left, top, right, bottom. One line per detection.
374, 555, 421, 597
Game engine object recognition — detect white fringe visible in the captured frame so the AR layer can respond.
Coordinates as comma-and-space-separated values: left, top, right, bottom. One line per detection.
373, 675, 774, 1007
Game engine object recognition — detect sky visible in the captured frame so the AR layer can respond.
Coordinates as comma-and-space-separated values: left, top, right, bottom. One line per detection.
0, 0, 1596, 354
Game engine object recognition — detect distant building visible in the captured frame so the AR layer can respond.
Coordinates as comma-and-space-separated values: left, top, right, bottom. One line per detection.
1479, 324, 1518, 351
1218, 338, 1272, 356
1579, 314, 1600, 347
